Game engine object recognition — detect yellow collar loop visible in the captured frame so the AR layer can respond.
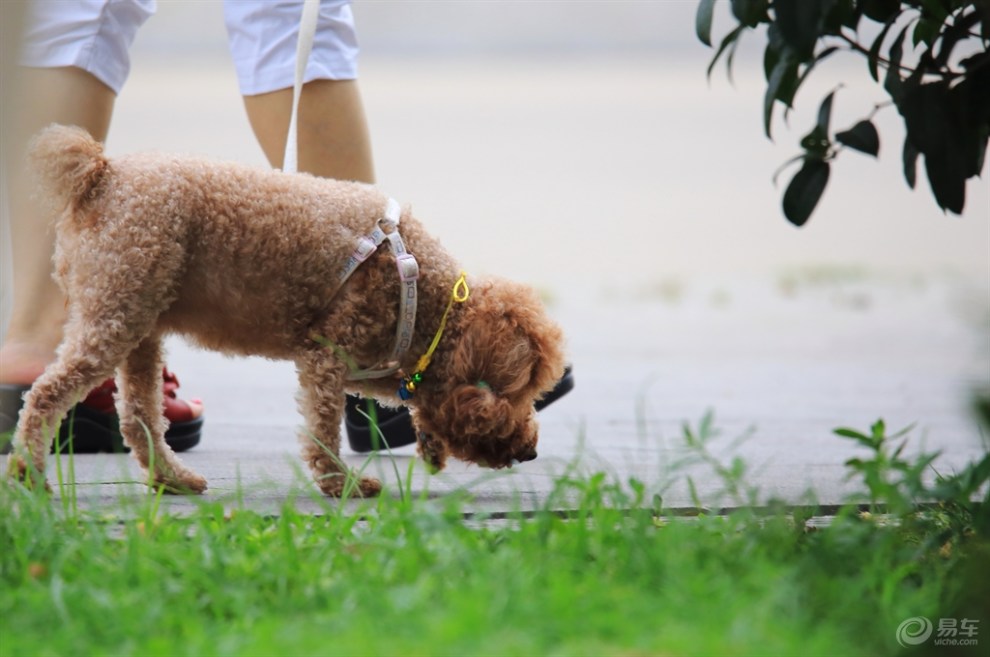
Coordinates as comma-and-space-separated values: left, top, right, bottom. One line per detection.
398, 273, 470, 399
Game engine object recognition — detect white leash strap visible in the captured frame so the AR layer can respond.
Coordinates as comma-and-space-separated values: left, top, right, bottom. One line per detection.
283, 0, 321, 174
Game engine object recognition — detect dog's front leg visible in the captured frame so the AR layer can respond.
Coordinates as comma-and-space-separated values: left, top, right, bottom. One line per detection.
118, 336, 207, 494
296, 353, 382, 497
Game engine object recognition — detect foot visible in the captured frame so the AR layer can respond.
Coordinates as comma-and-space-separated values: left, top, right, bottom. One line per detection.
152, 470, 209, 495
0, 356, 205, 453
0, 342, 203, 421
317, 472, 383, 497
0, 340, 54, 386
80, 370, 204, 424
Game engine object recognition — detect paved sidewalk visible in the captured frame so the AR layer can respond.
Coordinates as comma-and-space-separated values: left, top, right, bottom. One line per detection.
10, 272, 986, 517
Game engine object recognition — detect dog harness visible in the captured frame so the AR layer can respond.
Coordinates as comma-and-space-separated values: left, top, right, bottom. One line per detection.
337, 198, 420, 381
285, 7, 470, 391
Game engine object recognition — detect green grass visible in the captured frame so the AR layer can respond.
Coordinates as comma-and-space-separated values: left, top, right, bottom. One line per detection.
2, 418, 988, 657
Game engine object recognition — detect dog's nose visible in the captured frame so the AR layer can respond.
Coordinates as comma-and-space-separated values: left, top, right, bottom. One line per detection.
518, 450, 537, 463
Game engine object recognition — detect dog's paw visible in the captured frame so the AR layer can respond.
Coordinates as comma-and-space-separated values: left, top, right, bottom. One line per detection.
416, 432, 447, 473
317, 473, 382, 498
151, 472, 208, 495
6, 454, 51, 493
356, 476, 383, 497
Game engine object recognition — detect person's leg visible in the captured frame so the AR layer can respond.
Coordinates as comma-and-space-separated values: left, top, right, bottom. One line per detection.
243, 79, 375, 183
0, 67, 116, 385
224, 0, 372, 181
3, 0, 152, 384
2, 0, 204, 436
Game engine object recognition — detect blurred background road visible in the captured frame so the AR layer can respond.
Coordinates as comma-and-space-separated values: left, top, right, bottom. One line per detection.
2, 1, 987, 511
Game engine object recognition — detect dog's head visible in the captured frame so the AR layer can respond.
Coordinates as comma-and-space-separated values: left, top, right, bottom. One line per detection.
410, 279, 566, 471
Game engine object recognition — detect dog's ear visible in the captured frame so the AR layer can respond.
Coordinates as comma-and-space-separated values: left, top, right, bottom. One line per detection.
447, 382, 513, 439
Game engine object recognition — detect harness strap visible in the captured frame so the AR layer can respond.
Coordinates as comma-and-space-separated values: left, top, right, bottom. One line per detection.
341, 199, 421, 381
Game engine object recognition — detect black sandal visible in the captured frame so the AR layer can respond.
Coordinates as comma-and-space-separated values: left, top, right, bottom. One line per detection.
346, 365, 575, 453
0, 379, 203, 454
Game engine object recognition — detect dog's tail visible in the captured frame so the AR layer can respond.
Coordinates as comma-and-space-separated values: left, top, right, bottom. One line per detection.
28, 124, 109, 215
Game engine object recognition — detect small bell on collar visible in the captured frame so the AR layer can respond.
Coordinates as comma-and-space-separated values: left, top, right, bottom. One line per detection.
398, 371, 423, 400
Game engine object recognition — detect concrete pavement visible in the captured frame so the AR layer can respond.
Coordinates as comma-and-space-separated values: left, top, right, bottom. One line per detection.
11, 270, 986, 516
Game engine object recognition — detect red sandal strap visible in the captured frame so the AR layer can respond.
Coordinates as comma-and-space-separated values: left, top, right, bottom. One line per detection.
77, 368, 200, 424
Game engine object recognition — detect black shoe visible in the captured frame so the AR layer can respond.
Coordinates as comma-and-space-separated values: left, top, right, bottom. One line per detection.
345, 365, 575, 453
0, 383, 203, 454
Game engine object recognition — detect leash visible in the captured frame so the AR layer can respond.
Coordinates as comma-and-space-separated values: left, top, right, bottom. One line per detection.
283, 0, 320, 175
281, 2, 427, 381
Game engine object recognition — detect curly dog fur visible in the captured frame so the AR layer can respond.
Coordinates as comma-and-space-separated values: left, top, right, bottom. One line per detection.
8, 124, 566, 497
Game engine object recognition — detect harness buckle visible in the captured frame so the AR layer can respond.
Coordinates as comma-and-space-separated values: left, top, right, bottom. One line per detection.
396, 253, 419, 283
353, 236, 378, 261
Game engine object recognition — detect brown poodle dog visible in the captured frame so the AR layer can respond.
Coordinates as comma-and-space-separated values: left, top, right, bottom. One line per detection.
7, 124, 566, 497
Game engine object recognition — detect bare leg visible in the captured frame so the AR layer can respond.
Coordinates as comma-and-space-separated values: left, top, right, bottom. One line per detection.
1, 67, 115, 384
296, 352, 381, 497
118, 335, 207, 493
0, 66, 203, 424
242, 79, 375, 183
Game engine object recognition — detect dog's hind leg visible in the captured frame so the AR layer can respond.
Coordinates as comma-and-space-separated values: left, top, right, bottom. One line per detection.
295, 353, 382, 497
117, 334, 207, 494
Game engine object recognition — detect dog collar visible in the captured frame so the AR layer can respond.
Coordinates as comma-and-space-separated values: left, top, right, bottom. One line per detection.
398, 273, 470, 400
339, 198, 421, 381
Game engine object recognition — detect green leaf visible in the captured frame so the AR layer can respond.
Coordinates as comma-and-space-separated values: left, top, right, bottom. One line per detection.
835, 428, 871, 442
772, 153, 809, 186
783, 158, 830, 226
774, 0, 828, 61
883, 24, 910, 102
918, 0, 949, 22
696, 0, 717, 46
950, 60, 990, 179
862, 0, 900, 23
815, 89, 835, 134
836, 120, 880, 157
783, 46, 840, 125
763, 40, 779, 83
931, 9, 982, 70
731, 0, 766, 28
900, 81, 968, 214
764, 54, 798, 137
823, 0, 858, 34
902, 138, 919, 189
912, 17, 939, 48
707, 24, 746, 80
799, 91, 836, 157
867, 18, 896, 82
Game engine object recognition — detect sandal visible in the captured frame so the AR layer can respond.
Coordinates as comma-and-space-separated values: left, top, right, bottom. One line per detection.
346, 365, 575, 453
0, 368, 203, 454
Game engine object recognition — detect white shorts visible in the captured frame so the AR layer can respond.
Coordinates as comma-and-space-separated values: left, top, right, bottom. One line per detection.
224, 1, 359, 96
19, 0, 359, 96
